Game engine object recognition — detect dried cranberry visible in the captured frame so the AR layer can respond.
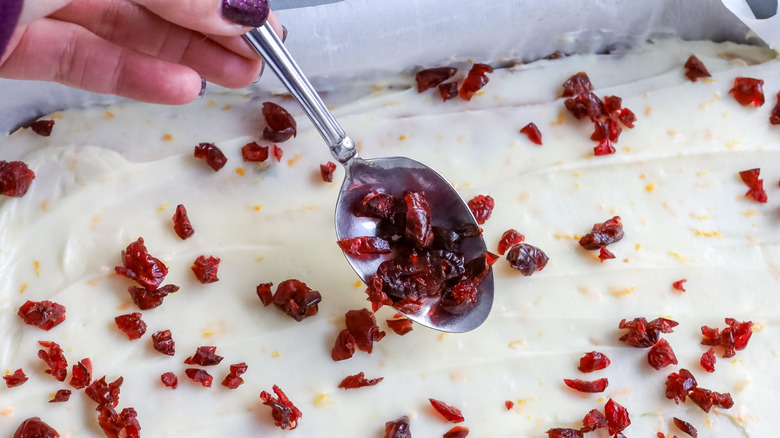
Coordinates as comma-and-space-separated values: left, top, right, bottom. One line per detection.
580, 409, 608, 432
578, 351, 611, 373
260, 385, 302, 430
13, 417, 60, 438
604, 95, 622, 115
256, 282, 273, 306
647, 338, 678, 370
561, 72, 593, 97
563, 377, 608, 393
497, 229, 525, 255
353, 191, 395, 220
241, 141, 269, 162
684, 55, 711, 82
70, 358, 92, 389
604, 399, 630, 435
674, 417, 698, 437
730, 77, 764, 107
17, 300, 66, 331
184, 346, 223, 366
505, 400, 514, 410
439, 82, 459, 101
273, 279, 322, 321
128, 284, 178, 310
416, 67, 458, 93
506, 243, 548, 276
672, 279, 687, 292
404, 192, 434, 247
700, 347, 716, 373
345, 308, 386, 353
429, 398, 465, 423
771, 92, 780, 125
591, 119, 622, 142
338, 372, 383, 389
459, 63, 493, 100
185, 368, 213, 387
272, 144, 283, 162
4, 369, 28, 388
564, 92, 604, 122
38, 341, 67, 382
30, 120, 54, 136
172, 204, 194, 239
221, 362, 248, 389
151, 330, 175, 356
115, 237, 168, 290
262, 102, 297, 142
86, 376, 123, 407
97, 405, 140, 438
598, 246, 615, 261
161, 372, 178, 389
320, 161, 337, 182
115, 313, 147, 340
385, 416, 411, 438
467, 195, 494, 225
444, 426, 470, 438
191, 255, 220, 284
49, 389, 71, 403
520, 122, 543, 145
701, 318, 753, 358
619, 317, 678, 348
440, 277, 479, 315
331, 329, 357, 361
665, 368, 697, 404
337, 236, 392, 257
386, 316, 414, 335
689, 386, 733, 412
194, 142, 227, 171
593, 138, 615, 156
739, 168, 768, 203
545, 429, 583, 438
0, 161, 35, 197
615, 107, 636, 128
579, 216, 623, 250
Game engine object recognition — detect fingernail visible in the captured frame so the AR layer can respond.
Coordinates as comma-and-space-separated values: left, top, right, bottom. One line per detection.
197, 78, 207, 99
221, 0, 270, 28
252, 63, 265, 84
282, 25, 288, 43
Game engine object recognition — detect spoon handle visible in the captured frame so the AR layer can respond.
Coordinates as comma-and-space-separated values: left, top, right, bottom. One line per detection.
244, 23, 357, 164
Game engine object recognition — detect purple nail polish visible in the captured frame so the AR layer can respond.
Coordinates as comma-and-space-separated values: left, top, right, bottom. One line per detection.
282, 25, 288, 43
222, 0, 270, 28
197, 78, 207, 99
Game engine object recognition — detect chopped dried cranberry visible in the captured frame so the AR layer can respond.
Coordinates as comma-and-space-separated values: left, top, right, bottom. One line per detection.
440, 277, 479, 315
17, 300, 66, 331
194, 142, 227, 171
578, 351, 611, 373
345, 308, 386, 353
604, 399, 630, 435
730, 77, 765, 107
701, 318, 753, 358
86, 376, 123, 407
0, 161, 36, 197
262, 102, 297, 142
615, 107, 637, 128
593, 138, 615, 156
684, 55, 711, 82
151, 330, 175, 356
161, 372, 178, 389
49, 389, 71, 403
506, 243, 548, 276
459, 63, 493, 100
561, 72, 593, 97
700, 347, 716, 373
38, 341, 67, 382
648, 338, 678, 370
4, 369, 28, 388
739, 168, 768, 203
184, 346, 223, 366
386, 316, 414, 335
497, 229, 525, 255
256, 282, 273, 306
320, 161, 337, 182
385, 416, 411, 438
416, 67, 458, 92
429, 398, 465, 423
273, 279, 322, 321
191, 255, 220, 284
444, 425, 470, 438
565, 92, 604, 122
30, 120, 54, 136
221, 362, 248, 389
689, 386, 733, 412
579, 216, 623, 250
97, 405, 140, 438
467, 195, 494, 225
672, 279, 687, 292
439, 82, 459, 101
115, 237, 168, 290
563, 377, 608, 393
673, 417, 697, 437
172, 204, 194, 239
337, 236, 392, 257
505, 400, 514, 410
13, 417, 60, 438
545, 429, 583, 438
272, 144, 283, 162
353, 191, 395, 220
70, 358, 92, 389
604, 95, 622, 115
591, 119, 622, 142
338, 372, 383, 389
580, 409, 608, 432
185, 368, 213, 387
115, 313, 147, 340
128, 284, 178, 310
771, 92, 780, 125
485, 251, 499, 265
598, 246, 615, 261
520, 122, 543, 145
260, 385, 302, 430
665, 368, 697, 404
241, 141, 270, 162
404, 192, 435, 247
331, 329, 357, 361
619, 317, 678, 348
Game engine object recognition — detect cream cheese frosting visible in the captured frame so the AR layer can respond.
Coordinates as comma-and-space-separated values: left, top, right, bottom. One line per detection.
1, 39, 779, 437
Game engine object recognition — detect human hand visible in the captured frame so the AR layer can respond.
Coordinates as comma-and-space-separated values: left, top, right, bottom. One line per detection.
0, 0, 283, 104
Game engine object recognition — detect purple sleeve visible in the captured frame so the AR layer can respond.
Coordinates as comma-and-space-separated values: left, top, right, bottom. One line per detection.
0, 0, 24, 59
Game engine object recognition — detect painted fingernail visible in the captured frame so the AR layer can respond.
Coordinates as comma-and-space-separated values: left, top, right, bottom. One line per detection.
221, 0, 270, 28
252, 63, 265, 84
197, 78, 207, 99
282, 25, 288, 43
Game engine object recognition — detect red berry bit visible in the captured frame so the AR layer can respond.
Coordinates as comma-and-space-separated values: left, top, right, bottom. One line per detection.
49, 389, 71, 403
386, 315, 414, 335
256, 282, 273, 306
86, 376, 123, 407
30, 119, 54, 136
191, 255, 220, 284
578, 352, 611, 373
665, 368, 698, 404
672, 279, 687, 292
184, 346, 224, 366
497, 229, 525, 255
689, 386, 734, 412
320, 161, 337, 182
701, 318, 753, 358
520, 122, 543, 145
337, 236, 391, 257
467, 194, 494, 225
444, 425, 470, 438
172, 204, 194, 239
272, 279, 322, 321
684, 55, 711, 82
405, 191, 435, 247
353, 190, 395, 220
416, 67, 457, 93
730, 77, 765, 107
345, 308, 386, 353
260, 385, 302, 430
38, 341, 67, 381
429, 398, 465, 423
4, 369, 28, 388
770, 91, 780, 125
0, 160, 36, 197
185, 368, 213, 387
128, 284, 178, 310
115, 237, 168, 290
70, 358, 92, 389
151, 330, 175, 356
618, 317, 678, 348
579, 216, 624, 251
385, 416, 411, 438
561, 72, 593, 97
674, 417, 698, 437
604, 399, 630, 435
97, 405, 140, 438
439, 82, 459, 101
581, 408, 608, 432
598, 246, 615, 261
272, 144, 283, 161
17, 300, 66, 331
338, 372, 383, 389
331, 329, 357, 361
161, 372, 178, 389
506, 243, 548, 276
593, 139, 615, 156
262, 102, 297, 142
241, 141, 269, 162
591, 119, 622, 142
459, 63, 493, 101
13, 417, 60, 438
647, 338, 678, 370
221, 362, 248, 389
114, 313, 147, 340
505, 400, 514, 410
739, 168, 768, 203
546, 428, 583, 438
564, 91, 604, 122
563, 378, 609, 393
193, 142, 227, 171
701, 347, 716, 372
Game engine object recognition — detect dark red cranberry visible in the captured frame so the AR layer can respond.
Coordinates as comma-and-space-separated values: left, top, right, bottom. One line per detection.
193, 142, 227, 171
273, 279, 322, 321
416, 67, 457, 92
506, 243, 548, 276
262, 102, 297, 142
0, 160, 36, 197
17, 300, 66, 331
172, 204, 194, 239
684, 55, 711, 82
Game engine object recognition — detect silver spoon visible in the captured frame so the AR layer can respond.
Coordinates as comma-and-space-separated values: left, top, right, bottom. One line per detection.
244, 23, 493, 332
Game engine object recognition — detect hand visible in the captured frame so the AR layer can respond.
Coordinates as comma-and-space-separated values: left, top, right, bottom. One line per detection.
0, 0, 283, 104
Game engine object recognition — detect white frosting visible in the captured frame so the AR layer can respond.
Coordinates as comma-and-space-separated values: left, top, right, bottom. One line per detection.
1, 39, 779, 437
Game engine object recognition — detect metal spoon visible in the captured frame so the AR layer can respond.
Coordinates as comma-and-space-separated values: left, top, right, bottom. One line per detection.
244, 22, 493, 332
